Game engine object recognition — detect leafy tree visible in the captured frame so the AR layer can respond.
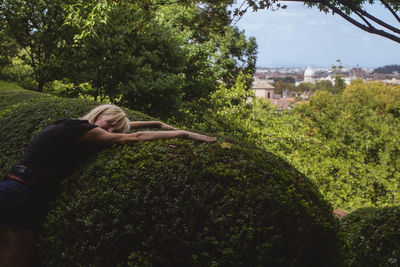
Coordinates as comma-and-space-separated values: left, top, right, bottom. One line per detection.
314, 80, 334, 92
62, 0, 400, 44
185, 1, 257, 88
270, 76, 296, 84
296, 82, 315, 93
63, 0, 257, 92
2, 0, 257, 118
0, 53, 37, 90
62, 1, 257, 118
0, 0, 79, 91
332, 59, 346, 94
64, 3, 188, 117
292, 81, 400, 209
273, 80, 295, 96
154, 1, 257, 100
0, 19, 18, 69
187, 76, 400, 211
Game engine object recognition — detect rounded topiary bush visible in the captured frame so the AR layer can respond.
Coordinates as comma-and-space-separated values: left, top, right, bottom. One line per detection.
340, 207, 400, 267
0, 85, 343, 266
38, 142, 342, 267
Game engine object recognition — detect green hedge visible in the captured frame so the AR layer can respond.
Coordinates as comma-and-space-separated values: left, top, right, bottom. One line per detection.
0, 81, 45, 110
340, 207, 400, 267
0, 84, 343, 266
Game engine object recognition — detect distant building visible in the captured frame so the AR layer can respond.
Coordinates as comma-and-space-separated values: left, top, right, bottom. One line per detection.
296, 66, 316, 86
349, 68, 367, 79
252, 80, 275, 100
320, 74, 358, 85
270, 98, 297, 110
303, 66, 316, 84
254, 72, 267, 80
383, 78, 400, 85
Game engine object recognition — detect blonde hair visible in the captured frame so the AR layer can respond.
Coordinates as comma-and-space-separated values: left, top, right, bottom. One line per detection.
81, 104, 130, 133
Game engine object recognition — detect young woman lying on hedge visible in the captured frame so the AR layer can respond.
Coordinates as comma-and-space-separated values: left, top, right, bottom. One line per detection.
0, 104, 216, 267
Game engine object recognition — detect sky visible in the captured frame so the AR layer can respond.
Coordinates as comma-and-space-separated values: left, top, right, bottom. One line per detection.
231, 2, 400, 68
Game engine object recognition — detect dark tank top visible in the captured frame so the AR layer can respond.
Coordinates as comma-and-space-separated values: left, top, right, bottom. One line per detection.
18, 119, 98, 180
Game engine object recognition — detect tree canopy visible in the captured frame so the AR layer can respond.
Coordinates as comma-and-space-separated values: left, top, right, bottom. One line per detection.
0, 0, 257, 118
60, 0, 400, 44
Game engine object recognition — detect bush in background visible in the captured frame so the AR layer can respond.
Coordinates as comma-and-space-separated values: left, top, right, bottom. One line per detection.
0, 56, 37, 91
340, 207, 400, 267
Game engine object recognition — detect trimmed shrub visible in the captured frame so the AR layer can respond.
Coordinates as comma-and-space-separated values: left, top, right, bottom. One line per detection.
0, 81, 45, 110
340, 207, 400, 267
0, 84, 343, 266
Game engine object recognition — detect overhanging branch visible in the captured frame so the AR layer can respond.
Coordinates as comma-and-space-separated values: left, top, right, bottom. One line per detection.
280, 0, 400, 43
354, 10, 373, 28
338, 0, 400, 35
380, 0, 400, 23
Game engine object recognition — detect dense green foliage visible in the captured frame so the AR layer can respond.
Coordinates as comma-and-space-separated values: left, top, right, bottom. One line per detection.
1, 0, 79, 92
39, 142, 342, 266
292, 81, 400, 209
0, 19, 18, 68
177, 77, 400, 265
1, 0, 257, 119
0, 55, 37, 91
52, 0, 400, 44
184, 78, 400, 211
0, 81, 44, 110
340, 207, 400, 266
271, 78, 341, 98
0, 83, 343, 266
270, 76, 296, 84
1, 1, 399, 265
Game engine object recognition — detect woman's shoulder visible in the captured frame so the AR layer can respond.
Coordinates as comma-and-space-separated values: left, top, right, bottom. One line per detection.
52, 118, 98, 135
54, 118, 88, 124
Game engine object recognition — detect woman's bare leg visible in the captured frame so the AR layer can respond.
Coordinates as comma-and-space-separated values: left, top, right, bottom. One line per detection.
0, 229, 34, 267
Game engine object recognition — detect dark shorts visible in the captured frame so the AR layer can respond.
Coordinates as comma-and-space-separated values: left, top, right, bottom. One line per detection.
0, 178, 37, 230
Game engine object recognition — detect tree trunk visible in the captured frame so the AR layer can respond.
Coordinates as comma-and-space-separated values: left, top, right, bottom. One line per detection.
37, 79, 45, 92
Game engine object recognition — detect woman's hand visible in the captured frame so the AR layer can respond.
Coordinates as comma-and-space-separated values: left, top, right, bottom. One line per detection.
159, 122, 179, 131
184, 131, 217, 142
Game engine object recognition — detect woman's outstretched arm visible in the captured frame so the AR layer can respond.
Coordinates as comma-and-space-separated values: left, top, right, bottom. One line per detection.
129, 121, 178, 130
78, 128, 216, 145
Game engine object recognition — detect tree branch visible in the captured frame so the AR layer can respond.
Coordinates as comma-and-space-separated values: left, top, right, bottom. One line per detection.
354, 10, 373, 28
337, 0, 400, 35
380, 0, 400, 23
232, 1, 251, 25
322, 0, 400, 43
281, 0, 400, 43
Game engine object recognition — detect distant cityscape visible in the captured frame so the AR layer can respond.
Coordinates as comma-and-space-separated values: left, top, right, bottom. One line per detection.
251, 65, 400, 110
255, 66, 400, 85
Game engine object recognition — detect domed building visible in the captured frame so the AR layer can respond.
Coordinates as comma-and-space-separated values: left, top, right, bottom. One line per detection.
304, 66, 315, 84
